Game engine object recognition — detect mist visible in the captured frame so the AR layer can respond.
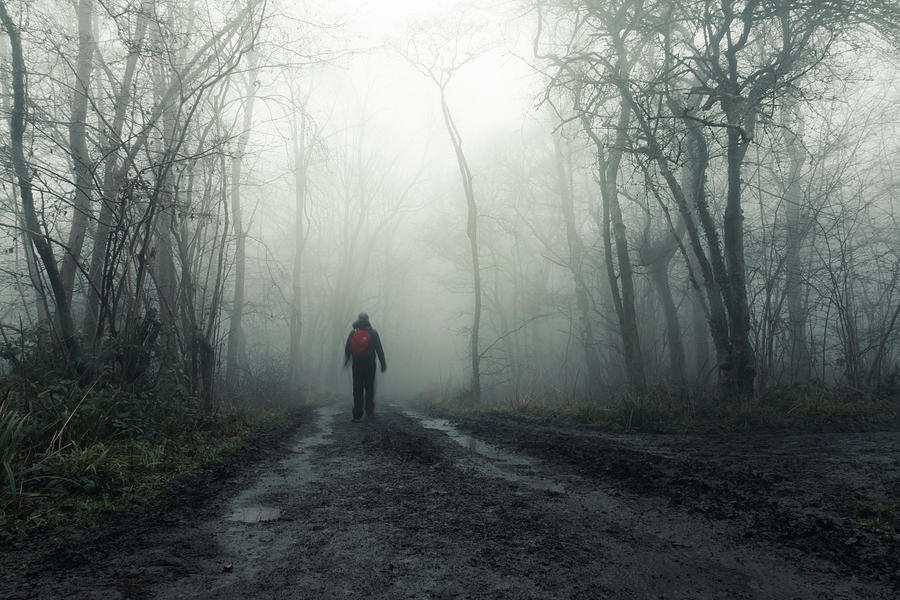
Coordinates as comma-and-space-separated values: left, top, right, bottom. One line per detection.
1, 0, 900, 404
4, 1, 900, 597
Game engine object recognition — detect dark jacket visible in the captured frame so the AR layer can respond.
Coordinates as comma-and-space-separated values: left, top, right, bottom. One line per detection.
344, 321, 386, 369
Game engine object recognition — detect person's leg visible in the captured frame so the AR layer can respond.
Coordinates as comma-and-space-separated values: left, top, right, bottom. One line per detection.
364, 360, 376, 416
351, 361, 364, 420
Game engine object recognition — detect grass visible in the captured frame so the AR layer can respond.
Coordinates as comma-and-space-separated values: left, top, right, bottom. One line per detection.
849, 495, 900, 538
0, 329, 311, 536
417, 384, 900, 434
0, 390, 294, 536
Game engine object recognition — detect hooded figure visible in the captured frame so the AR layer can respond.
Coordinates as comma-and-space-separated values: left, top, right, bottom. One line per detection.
344, 312, 387, 421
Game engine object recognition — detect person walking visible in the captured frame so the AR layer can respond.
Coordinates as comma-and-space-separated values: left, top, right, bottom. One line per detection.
344, 312, 386, 421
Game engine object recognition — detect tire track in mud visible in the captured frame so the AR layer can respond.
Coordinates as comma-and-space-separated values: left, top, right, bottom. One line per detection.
445, 412, 900, 589
402, 408, 565, 493
144, 403, 896, 599
3, 403, 896, 599
212, 406, 339, 584
400, 407, 897, 599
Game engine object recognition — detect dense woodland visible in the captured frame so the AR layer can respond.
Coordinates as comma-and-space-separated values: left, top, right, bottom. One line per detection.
1, 0, 900, 517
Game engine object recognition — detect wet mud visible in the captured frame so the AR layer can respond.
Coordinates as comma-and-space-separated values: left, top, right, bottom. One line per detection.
1, 401, 897, 599
448, 412, 900, 589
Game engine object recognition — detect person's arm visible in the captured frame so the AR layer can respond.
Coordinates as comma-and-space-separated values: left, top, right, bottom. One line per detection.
373, 331, 386, 371
344, 331, 353, 365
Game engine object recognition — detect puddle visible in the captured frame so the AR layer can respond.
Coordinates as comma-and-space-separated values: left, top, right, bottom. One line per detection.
208, 405, 338, 585
227, 405, 337, 509
229, 506, 281, 523
415, 416, 531, 463
405, 410, 565, 493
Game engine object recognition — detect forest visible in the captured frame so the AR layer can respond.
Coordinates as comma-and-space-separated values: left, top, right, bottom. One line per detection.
1, 1, 900, 591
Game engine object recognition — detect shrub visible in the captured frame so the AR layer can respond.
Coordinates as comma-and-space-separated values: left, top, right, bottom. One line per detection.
0, 329, 291, 534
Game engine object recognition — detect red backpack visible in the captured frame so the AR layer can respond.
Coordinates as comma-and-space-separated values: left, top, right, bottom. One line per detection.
350, 329, 371, 357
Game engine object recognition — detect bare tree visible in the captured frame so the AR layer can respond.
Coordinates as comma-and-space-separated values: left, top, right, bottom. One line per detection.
83, 0, 152, 344
405, 30, 484, 402
59, 0, 96, 305
553, 133, 604, 397
535, 0, 900, 395
288, 84, 317, 398
0, 0, 79, 360
225, 48, 260, 390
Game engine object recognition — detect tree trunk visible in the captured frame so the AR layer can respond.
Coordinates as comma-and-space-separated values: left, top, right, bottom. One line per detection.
644, 111, 732, 387
60, 0, 95, 305
149, 6, 182, 363
723, 123, 756, 395
439, 85, 481, 402
636, 46, 739, 393
0, 36, 45, 325
290, 100, 311, 398
783, 108, 810, 383
583, 99, 645, 393
648, 258, 685, 383
690, 284, 712, 381
554, 135, 604, 398
205, 151, 231, 360
0, 1, 79, 361
225, 50, 259, 390
155, 214, 179, 353
606, 176, 645, 393
83, 0, 150, 342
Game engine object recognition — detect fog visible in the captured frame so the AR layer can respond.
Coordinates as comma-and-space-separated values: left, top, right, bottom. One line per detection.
1, 0, 899, 406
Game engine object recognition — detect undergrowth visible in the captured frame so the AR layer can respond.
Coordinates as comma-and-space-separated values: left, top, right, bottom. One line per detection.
419, 383, 900, 434
0, 331, 296, 536
0, 390, 288, 535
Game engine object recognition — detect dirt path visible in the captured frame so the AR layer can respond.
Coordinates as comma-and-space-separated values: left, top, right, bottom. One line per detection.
2, 402, 897, 599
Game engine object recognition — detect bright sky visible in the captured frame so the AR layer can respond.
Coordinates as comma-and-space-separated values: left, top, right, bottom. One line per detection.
315, 0, 541, 147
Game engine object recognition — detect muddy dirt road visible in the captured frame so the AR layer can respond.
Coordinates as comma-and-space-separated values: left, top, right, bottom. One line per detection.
2, 402, 898, 599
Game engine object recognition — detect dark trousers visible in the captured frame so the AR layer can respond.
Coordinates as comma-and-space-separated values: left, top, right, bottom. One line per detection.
351, 358, 376, 418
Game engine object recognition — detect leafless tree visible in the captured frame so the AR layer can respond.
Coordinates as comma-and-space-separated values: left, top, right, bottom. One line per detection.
405, 22, 486, 402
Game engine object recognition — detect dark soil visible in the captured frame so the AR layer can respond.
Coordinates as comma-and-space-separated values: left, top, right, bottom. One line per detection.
1, 401, 897, 599
450, 412, 900, 587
